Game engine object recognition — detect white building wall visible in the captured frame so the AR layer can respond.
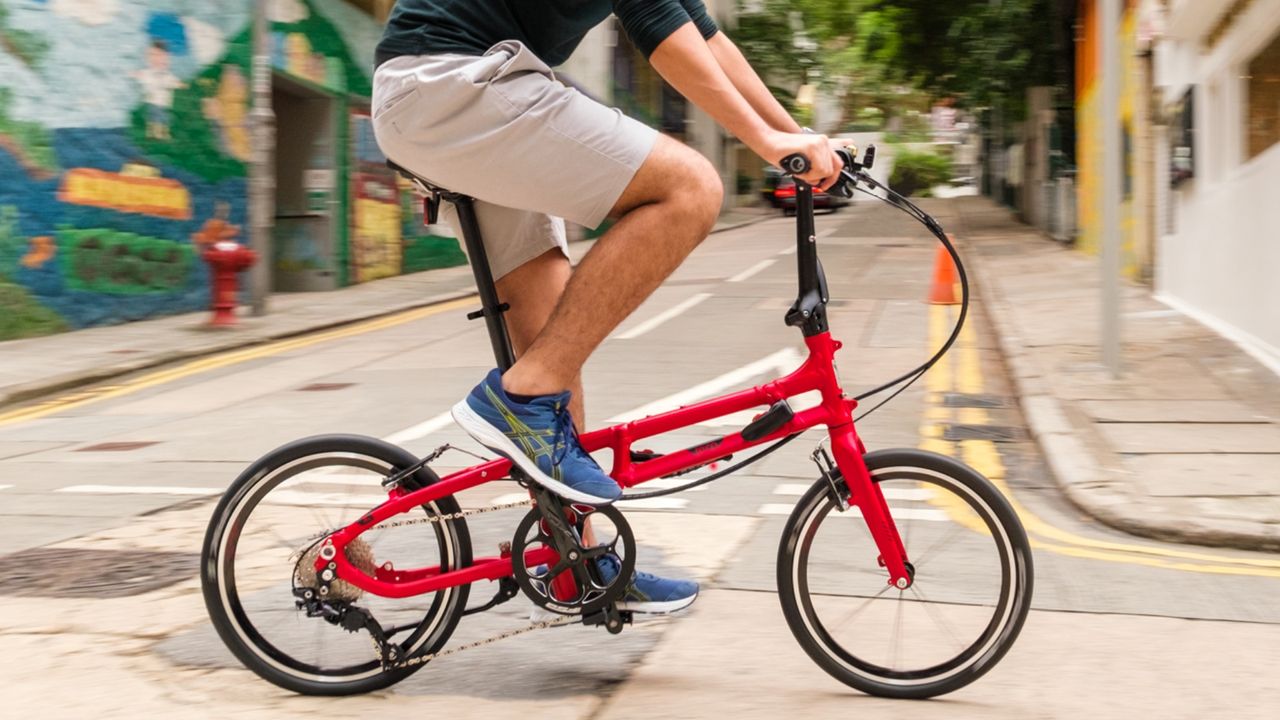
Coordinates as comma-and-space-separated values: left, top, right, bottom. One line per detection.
1154, 0, 1280, 372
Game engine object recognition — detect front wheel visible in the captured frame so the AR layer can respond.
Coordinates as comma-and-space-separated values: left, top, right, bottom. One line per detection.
777, 448, 1033, 699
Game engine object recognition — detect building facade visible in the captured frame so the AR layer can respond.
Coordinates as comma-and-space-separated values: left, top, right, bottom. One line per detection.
1151, 0, 1280, 370
0, 0, 462, 340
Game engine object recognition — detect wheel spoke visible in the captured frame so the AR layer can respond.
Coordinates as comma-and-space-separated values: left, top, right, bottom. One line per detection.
780, 458, 1032, 695
207, 444, 471, 688
910, 585, 968, 654
830, 583, 894, 632
889, 589, 905, 670
904, 523, 964, 573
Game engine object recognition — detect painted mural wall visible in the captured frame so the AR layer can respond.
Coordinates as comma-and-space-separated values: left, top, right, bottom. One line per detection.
0, 0, 463, 341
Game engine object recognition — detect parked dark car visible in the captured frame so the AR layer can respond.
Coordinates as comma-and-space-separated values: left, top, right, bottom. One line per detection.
768, 172, 849, 213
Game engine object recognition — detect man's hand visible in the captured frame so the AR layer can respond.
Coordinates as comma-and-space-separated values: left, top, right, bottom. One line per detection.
761, 132, 845, 191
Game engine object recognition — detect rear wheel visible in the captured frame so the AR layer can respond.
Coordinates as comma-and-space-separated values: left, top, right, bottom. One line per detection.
777, 448, 1033, 699
201, 434, 472, 695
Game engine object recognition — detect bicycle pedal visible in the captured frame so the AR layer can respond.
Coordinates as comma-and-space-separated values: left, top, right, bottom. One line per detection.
582, 605, 631, 634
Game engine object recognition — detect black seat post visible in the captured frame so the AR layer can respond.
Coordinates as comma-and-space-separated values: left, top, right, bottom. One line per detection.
450, 194, 517, 371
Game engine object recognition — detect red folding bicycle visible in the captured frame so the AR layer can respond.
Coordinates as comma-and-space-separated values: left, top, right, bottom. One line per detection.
201, 146, 1033, 700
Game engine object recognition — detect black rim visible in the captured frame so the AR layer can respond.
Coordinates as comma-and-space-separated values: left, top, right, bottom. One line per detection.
793, 468, 1019, 684
214, 453, 457, 679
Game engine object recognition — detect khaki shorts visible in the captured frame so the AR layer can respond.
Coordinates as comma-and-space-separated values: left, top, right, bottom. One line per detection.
372, 41, 659, 279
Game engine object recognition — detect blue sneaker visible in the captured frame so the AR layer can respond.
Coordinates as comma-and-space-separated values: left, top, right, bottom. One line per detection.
597, 554, 699, 614
528, 555, 699, 621
452, 369, 622, 505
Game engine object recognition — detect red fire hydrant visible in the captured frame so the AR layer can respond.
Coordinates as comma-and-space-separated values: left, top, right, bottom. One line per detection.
202, 240, 257, 326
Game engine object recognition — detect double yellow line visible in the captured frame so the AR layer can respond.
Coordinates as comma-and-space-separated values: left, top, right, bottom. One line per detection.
920, 304, 1280, 578
0, 298, 475, 429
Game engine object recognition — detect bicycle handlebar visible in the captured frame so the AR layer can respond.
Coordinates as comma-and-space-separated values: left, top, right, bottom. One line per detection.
778, 146, 875, 199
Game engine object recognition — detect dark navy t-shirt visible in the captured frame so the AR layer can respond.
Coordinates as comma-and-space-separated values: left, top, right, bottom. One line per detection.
375, 0, 719, 69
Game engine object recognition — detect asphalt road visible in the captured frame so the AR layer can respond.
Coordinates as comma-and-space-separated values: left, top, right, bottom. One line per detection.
2, 202, 1278, 719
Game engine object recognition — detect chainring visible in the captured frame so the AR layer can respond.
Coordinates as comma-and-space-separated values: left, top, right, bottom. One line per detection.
509, 502, 635, 616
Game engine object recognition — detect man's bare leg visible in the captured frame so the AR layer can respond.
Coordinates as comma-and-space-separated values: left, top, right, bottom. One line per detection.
494, 247, 593, 544
494, 247, 584, 426
500, 135, 723, 397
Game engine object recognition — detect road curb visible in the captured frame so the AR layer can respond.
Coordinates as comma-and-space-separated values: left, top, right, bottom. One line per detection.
0, 287, 476, 411
957, 226, 1280, 553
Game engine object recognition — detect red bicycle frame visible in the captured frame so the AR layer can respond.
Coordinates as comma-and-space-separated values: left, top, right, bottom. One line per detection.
321, 173, 912, 599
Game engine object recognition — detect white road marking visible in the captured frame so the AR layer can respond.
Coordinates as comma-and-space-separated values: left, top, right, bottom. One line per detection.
728, 259, 775, 282
55, 484, 389, 507
757, 503, 949, 522
630, 476, 710, 492
56, 485, 222, 496
491, 492, 532, 505
772, 483, 935, 501
615, 293, 712, 340
382, 410, 455, 445
281, 472, 386, 488
609, 347, 806, 423
0, 485, 11, 491
617, 497, 689, 510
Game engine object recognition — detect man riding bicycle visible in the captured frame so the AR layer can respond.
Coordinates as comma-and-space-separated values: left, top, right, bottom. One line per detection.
372, 0, 845, 616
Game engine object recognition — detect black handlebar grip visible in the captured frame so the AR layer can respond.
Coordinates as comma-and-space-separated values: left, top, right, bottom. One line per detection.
781, 153, 810, 175
864, 144, 876, 170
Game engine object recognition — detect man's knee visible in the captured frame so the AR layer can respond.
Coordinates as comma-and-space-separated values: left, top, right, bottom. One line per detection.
672, 151, 724, 235
613, 137, 724, 233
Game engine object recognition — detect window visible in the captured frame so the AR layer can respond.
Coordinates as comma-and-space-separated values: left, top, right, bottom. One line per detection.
1246, 29, 1280, 160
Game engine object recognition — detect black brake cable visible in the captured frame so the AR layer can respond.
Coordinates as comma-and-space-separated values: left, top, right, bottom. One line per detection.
621, 170, 969, 501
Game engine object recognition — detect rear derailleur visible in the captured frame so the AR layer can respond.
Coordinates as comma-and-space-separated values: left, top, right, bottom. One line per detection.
293, 589, 404, 669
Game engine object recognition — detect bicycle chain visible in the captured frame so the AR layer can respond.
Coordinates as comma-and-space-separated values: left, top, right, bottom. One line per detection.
379, 614, 578, 670
319, 494, 585, 671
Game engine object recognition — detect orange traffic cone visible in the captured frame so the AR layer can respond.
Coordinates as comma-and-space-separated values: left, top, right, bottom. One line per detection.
927, 240, 959, 305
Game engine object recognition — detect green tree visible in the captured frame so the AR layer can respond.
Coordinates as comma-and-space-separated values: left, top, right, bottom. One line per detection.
731, 0, 1062, 125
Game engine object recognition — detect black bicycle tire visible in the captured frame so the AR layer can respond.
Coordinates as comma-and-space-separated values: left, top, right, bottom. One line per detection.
200, 434, 473, 696
776, 448, 1033, 699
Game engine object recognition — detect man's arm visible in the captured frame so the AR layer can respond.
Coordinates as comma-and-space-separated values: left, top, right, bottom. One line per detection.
706, 32, 802, 135
648, 23, 839, 188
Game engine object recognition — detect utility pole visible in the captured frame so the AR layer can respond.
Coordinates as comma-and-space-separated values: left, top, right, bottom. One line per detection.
248, 0, 275, 316
1100, 0, 1122, 377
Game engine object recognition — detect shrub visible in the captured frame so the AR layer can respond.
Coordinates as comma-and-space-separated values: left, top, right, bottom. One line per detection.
888, 147, 952, 198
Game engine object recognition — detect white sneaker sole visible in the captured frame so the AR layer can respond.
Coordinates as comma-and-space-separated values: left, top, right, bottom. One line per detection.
451, 399, 620, 506
528, 591, 698, 623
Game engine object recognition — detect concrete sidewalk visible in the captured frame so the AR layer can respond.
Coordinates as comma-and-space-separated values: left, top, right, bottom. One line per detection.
947, 196, 1280, 551
0, 210, 770, 409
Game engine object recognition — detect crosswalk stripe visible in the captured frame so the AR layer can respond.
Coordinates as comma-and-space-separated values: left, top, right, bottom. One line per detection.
617, 497, 689, 510
772, 484, 935, 501
728, 259, 775, 282
756, 503, 949, 522
56, 485, 222, 496
615, 293, 712, 340
382, 410, 454, 446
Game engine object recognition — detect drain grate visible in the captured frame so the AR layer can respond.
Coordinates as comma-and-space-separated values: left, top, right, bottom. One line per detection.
941, 424, 1024, 442
0, 547, 198, 598
76, 441, 158, 452
298, 383, 354, 392
942, 393, 1009, 409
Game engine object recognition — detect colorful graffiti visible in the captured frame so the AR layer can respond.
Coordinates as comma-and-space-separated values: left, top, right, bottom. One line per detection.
0, 0, 461, 341
60, 228, 194, 295
58, 166, 192, 220
352, 173, 402, 282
